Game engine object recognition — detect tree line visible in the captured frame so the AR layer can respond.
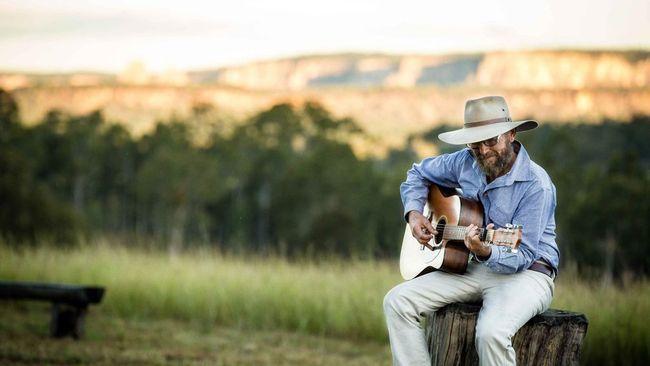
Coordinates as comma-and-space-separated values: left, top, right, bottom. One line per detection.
1, 89, 648, 277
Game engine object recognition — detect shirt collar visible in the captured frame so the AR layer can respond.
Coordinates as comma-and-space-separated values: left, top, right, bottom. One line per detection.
505, 141, 534, 184
471, 140, 534, 189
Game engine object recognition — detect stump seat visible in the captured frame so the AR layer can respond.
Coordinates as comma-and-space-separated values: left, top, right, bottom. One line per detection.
0, 281, 105, 339
425, 302, 588, 366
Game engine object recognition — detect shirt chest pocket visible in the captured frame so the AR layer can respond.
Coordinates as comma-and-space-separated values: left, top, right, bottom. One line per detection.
488, 205, 514, 227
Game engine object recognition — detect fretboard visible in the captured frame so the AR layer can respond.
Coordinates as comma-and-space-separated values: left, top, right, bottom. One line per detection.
441, 226, 487, 241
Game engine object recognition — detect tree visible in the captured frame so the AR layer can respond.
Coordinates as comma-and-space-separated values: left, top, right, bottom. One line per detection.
136, 122, 221, 253
0, 89, 78, 244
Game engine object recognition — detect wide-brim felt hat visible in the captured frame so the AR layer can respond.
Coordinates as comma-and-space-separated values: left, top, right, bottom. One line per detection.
438, 96, 538, 145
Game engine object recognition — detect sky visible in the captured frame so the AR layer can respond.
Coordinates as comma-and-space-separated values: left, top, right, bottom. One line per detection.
0, 0, 648, 72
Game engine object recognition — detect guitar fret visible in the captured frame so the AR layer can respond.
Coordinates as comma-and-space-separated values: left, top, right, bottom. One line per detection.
439, 226, 517, 248
441, 226, 488, 242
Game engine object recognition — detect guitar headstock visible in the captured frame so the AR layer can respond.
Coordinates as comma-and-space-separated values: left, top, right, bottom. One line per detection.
487, 224, 522, 253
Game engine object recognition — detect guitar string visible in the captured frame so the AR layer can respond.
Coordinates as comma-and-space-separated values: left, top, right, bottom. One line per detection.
436, 224, 519, 231
433, 224, 485, 240
434, 225, 486, 235
433, 225, 516, 242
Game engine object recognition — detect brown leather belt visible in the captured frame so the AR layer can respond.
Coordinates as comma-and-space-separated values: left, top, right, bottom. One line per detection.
529, 260, 556, 279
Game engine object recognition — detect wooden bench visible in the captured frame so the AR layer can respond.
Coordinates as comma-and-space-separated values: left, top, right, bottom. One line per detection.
0, 281, 105, 339
425, 303, 588, 366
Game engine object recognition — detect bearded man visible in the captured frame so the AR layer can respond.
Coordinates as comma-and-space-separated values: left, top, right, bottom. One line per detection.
384, 96, 559, 366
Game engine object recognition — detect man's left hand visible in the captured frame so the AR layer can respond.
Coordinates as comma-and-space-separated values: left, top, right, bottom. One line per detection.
464, 223, 494, 258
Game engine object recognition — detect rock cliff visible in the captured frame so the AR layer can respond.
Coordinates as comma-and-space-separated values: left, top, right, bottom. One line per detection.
5, 50, 650, 150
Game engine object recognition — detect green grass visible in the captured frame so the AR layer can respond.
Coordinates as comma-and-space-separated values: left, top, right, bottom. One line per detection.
1, 243, 649, 365
1, 301, 390, 365
1, 243, 392, 341
550, 273, 650, 364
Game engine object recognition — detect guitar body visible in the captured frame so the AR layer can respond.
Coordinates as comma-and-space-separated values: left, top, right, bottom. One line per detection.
399, 184, 484, 280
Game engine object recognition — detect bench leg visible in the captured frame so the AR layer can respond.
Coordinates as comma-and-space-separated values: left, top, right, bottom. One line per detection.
50, 303, 87, 339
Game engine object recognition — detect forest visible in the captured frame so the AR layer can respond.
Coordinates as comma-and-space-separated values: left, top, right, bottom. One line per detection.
1, 88, 648, 278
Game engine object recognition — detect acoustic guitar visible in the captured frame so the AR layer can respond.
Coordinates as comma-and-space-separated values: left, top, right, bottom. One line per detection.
399, 184, 522, 280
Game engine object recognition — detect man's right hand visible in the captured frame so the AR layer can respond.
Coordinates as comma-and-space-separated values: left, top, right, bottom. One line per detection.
407, 211, 438, 245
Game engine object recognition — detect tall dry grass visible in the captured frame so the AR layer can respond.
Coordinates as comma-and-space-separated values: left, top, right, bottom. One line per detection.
1, 243, 648, 364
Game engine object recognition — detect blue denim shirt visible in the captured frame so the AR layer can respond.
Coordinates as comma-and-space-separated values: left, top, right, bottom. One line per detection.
400, 142, 559, 274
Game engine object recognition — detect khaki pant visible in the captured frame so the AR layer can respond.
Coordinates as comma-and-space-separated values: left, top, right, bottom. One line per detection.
383, 261, 554, 366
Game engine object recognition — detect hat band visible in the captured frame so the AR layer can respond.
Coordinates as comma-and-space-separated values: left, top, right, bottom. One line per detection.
464, 116, 512, 128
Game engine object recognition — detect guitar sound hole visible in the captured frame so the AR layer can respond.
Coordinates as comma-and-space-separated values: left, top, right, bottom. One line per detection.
434, 218, 446, 245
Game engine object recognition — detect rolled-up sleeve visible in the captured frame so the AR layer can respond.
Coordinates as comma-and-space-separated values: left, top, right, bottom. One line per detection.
400, 152, 464, 221
484, 186, 554, 273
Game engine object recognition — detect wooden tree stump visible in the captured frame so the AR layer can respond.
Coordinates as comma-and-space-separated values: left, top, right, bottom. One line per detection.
425, 303, 588, 366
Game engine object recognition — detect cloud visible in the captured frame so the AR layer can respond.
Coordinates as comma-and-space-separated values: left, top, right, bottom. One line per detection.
0, 9, 229, 40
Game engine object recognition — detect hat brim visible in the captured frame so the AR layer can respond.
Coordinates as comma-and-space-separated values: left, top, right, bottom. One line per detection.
438, 120, 538, 145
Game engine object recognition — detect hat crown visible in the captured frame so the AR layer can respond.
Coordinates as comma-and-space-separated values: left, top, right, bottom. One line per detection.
464, 96, 511, 124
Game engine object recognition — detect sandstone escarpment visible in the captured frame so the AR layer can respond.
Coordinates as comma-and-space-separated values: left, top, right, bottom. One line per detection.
203, 50, 649, 90
6, 50, 650, 150
13, 86, 650, 148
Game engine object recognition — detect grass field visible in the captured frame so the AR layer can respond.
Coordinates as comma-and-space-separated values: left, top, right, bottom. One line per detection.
1, 302, 390, 365
1, 243, 649, 365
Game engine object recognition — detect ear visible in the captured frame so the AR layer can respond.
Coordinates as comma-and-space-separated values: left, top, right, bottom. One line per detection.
508, 130, 516, 141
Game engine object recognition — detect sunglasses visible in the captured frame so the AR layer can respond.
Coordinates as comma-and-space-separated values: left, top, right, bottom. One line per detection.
467, 134, 502, 149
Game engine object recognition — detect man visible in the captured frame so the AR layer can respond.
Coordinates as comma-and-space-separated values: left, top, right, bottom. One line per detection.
384, 96, 559, 366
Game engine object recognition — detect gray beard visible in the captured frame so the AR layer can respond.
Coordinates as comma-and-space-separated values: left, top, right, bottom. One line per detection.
473, 143, 515, 179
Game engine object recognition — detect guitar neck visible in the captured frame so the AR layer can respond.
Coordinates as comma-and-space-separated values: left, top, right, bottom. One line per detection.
441, 226, 489, 242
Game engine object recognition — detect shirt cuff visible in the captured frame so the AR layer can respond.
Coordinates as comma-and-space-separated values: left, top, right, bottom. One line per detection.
403, 201, 424, 222
476, 245, 500, 265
